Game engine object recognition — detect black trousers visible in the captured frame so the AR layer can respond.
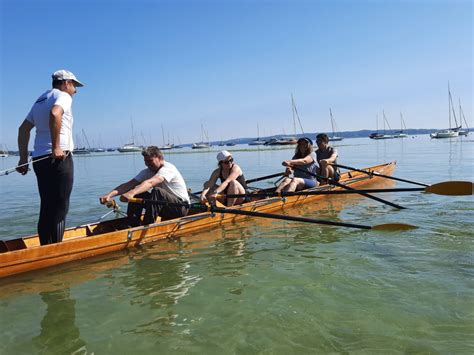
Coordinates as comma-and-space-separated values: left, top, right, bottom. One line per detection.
33, 154, 74, 245
127, 187, 189, 225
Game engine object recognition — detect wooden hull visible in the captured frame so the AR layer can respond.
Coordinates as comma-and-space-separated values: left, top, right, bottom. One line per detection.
0, 162, 396, 278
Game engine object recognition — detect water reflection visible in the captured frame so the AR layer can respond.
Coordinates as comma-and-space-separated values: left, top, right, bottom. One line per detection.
33, 288, 87, 355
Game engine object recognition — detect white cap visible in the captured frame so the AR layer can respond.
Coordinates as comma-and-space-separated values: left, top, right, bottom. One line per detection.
217, 150, 232, 162
52, 69, 84, 87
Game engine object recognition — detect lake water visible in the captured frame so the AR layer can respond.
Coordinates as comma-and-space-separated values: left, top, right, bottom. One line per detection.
0, 136, 473, 354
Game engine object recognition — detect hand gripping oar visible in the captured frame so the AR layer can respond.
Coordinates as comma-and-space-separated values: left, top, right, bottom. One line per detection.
208, 206, 416, 231
332, 163, 473, 196
291, 166, 406, 209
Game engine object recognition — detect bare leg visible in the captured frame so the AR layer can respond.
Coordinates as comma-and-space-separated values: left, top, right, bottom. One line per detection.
226, 180, 246, 206
285, 178, 306, 192
276, 177, 292, 193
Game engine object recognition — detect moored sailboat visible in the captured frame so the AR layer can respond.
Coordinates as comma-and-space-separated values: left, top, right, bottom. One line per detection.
118, 118, 143, 152
431, 84, 460, 139
457, 99, 470, 136
370, 111, 395, 139
248, 123, 266, 145
328, 108, 343, 142
393, 112, 409, 138
192, 124, 211, 149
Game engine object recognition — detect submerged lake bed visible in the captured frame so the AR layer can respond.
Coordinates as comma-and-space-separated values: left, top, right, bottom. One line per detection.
0, 135, 473, 353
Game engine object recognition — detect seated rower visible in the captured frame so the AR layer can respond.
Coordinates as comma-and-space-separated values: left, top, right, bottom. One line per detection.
200, 150, 248, 206
315, 133, 340, 184
99, 146, 189, 225
275, 137, 318, 193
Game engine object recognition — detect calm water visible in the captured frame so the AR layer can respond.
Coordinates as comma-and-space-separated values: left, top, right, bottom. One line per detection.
0, 136, 473, 354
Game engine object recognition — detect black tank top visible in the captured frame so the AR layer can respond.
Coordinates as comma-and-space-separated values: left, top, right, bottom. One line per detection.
219, 165, 248, 190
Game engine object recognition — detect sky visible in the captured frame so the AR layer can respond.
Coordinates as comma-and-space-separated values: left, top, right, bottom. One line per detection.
0, 0, 472, 148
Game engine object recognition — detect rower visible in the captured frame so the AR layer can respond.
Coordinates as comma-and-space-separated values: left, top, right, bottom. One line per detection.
315, 133, 340, 184
99, 146, 190, 225
276, 137, 318, 193
200, 150, 248, 206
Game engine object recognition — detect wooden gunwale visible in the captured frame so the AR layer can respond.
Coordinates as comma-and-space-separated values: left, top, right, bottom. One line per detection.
0, 162, 396, 278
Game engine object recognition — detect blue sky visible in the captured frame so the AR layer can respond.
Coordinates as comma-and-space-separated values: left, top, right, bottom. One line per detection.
1, 0, 472, 148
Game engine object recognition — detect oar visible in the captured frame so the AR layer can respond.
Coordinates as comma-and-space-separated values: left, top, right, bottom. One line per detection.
220, 183, 473, 198
291, 166, 406, 210
195, 171, 285, 195
209, 206, 416, 231
245, 172, 286, 184
332, 163, 429, 186
126, 197, 195, 208
333, 163, 473, 196
124, 198, 416, 231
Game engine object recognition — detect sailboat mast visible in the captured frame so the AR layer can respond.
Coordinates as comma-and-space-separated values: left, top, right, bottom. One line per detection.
130, 117, 135, 144
330, 108, 336, 137
82, 129, 91, 149
459, 99, 470, 130
382, 110, 386, 133
291, 94, 305, 135
291, 94, 297, 137
448, 87, 459, 128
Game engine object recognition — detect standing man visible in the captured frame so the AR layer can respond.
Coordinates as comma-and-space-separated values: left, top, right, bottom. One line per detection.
99, 146, 190, 224
17, 70, 84, 245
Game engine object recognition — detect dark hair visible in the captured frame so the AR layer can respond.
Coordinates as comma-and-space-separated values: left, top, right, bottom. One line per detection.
298, 137, 313, 146
316, 133, 329, 144
142, 146, 163, 158
293, 139, 313, 159
52, 80, 65, 88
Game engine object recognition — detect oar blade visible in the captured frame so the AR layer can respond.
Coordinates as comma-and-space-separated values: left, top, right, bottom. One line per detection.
425, 181, 473, 196
372, 223, 418, 231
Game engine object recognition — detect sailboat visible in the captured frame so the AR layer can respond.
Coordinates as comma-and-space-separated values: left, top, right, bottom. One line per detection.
118, 118, 143, 152
73, 129, 91, 154
158, 125, 174, 150
430, 84, 460, 139
266, 95, 299, 146
0, 144, 8, 158
370, 111, 395, 139
457, 99, 470, 136
328, 108, 343, 142
393, 112, 409, 138
192, 124, 211, 149
248, 123, 266, 145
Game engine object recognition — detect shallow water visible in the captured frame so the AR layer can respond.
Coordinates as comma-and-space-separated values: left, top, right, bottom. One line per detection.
0, 136, 473, 354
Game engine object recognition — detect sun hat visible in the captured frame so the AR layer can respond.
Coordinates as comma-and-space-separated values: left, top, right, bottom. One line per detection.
216, 150, 232, 162
297, 137, 313, 145
52, 69, 84, 87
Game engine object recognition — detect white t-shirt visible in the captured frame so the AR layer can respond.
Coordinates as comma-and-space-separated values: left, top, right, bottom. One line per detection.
134, 161, 190, 203
26, 89, 74, 157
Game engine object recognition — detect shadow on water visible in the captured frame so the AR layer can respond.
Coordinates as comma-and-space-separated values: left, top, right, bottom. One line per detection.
32, 288, 87, 355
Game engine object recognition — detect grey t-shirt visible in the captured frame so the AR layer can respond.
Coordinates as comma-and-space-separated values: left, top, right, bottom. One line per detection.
294, 152, 317, 180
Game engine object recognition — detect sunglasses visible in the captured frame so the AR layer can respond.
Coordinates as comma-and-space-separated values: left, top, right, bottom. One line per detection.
221, 158, 233, 165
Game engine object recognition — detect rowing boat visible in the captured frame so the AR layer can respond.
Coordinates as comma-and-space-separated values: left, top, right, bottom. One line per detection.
0, 162, 396, 278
